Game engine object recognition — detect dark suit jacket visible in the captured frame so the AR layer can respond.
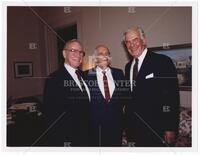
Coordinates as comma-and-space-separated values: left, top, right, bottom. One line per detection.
43, 66, 91, 146
85, 67, 127, 146
125, 50, 180, 146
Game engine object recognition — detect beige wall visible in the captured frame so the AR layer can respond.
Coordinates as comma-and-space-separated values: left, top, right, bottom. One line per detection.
7, 7, 192, 107
37, 7, 192, 70
7, 7, 44, 99
80, 7, 191, 69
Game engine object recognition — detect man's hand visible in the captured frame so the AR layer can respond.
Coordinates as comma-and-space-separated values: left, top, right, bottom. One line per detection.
164, 131, 176, 144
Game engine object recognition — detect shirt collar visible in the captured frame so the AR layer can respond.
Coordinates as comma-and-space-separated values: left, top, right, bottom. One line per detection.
132, 48, 148, 64
96, 66, 110, 75
64, 63, 77, 75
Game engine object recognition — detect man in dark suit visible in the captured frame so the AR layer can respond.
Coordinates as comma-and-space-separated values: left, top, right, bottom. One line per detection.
124, 26, 180, 147
43, 39, 91, 146
85, 45, 126, 146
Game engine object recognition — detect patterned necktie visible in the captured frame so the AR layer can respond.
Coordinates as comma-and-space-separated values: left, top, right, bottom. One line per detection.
102, 71, 111, 102
75, 70, 86, 92
133, 58, 139, 80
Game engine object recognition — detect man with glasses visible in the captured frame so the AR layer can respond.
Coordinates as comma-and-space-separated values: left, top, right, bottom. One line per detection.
124, 26, 180, 146
43, 39, 91, 146
85, 45, 127, 146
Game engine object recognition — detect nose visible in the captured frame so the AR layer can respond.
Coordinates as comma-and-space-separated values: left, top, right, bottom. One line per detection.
74, 51, 82, 58
129, 42, 135, 47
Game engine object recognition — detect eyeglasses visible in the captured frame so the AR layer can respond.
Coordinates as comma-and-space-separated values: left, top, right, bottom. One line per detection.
125, 38, 141, 45
65, 48, 85, 56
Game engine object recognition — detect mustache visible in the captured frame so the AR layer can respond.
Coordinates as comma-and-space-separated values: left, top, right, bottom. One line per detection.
95, 55, 111, 60
94, 56, 112, 64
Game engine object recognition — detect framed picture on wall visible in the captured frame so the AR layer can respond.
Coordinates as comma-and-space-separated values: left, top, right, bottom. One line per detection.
149, 43, 192, 91
14, 62, 33, 78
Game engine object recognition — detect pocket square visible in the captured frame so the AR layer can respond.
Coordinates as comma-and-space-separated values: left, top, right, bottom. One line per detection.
145, 73, 154, 79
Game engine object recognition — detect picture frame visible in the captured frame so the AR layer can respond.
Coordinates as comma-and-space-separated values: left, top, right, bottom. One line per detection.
149, 43, 192, 91
14, 62, 33, 78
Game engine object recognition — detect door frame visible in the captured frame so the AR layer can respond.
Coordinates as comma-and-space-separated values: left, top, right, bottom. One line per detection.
44, 12, 83, 75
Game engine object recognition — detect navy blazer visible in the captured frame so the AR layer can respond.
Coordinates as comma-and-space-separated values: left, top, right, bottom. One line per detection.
43, 66, 91, 146
85, 67, 127, 146
125, 50, 180, 146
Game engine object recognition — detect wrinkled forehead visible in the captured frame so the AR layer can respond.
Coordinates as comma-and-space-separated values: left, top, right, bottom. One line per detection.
96, 46, 110, 55
67, 41, 82, 50
125, 30, 141, 41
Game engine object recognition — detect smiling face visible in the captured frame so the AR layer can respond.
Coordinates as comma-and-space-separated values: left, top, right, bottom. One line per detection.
125, 30, 146, 58
63, 41, 84, 69
95, 45, 111, 70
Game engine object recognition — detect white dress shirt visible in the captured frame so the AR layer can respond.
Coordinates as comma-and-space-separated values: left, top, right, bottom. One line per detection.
64, 63, 91, 101
96, 66, 115, 99
130, 48, 148, 92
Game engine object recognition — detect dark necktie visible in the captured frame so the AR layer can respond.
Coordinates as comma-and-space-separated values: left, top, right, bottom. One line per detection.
102, 71, 111, 102
133, 58, 139, 80
75, 70, 86, 92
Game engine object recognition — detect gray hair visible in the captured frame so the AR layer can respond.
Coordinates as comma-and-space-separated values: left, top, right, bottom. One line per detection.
93, 44, 110, 57
92, 45, 112, 66
63, 39, 82, 50
124, 26, 146, 41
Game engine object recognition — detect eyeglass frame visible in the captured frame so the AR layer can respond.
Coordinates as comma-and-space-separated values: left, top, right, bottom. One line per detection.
64, 48, 85, 56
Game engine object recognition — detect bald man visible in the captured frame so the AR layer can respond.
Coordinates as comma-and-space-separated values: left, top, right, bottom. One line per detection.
85, 45, 127, 146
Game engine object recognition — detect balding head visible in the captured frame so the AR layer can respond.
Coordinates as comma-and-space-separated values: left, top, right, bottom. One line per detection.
94, 45, 110, 56
93, 44, 111, 70
63, 39, 83, 50
62, 39, 84, 69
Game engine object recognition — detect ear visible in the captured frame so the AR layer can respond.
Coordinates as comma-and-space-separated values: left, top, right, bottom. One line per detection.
62, 50, 66, 59
123, 40, 127, 48
142, 37, 147, 46
108, 56, 112, 65
92, 55, 97, 63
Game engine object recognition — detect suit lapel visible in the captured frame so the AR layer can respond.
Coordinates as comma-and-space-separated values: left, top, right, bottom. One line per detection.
136, 50, 152, 81
126, 60, 133, 80
61, 66, 83, 92
109, 67, 119, 99
89, 68, 105, 100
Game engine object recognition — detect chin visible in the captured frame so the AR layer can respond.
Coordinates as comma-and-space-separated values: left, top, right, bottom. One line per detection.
72, 63, 80, 68
130, 53, 136, 57
130, 51, 140, 57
